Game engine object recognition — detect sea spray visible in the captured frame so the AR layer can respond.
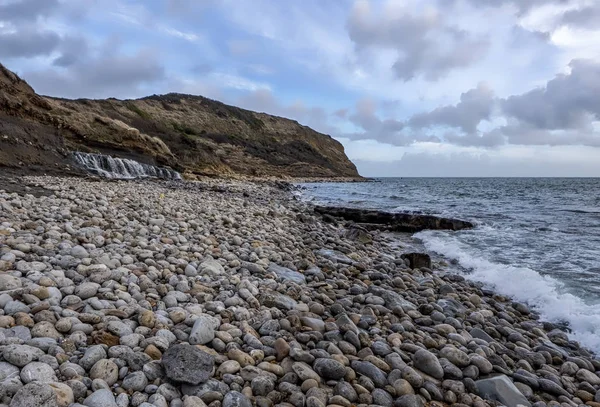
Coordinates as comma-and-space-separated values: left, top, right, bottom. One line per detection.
416, 229, 600, 354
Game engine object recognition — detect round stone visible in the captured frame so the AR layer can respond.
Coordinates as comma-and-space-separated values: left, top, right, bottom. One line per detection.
223, 391, 252, 407
313, 358, 346, 380
20, 362, 58, 383
90, 359, 119, 386
412, 349, 443, 379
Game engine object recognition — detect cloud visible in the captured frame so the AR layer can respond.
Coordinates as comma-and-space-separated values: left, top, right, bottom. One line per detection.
52, 35, 88, 67
210, 72, 270, 92
0, 0, 90, 61
0, 28, 61, 58
457, 0, 569, 14
24, 47, 165, 98
347, 98, 405, 143
409, 83, 495, 133
347, 0, 489, 81
0, 0, 60, 22
501, 59, 600, 130
393, 59, 600, 148
559, 5, 600, 30
159, 26, 200, 42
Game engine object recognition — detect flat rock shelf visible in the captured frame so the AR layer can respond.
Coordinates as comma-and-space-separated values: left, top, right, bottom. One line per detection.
314, 205, 474, 232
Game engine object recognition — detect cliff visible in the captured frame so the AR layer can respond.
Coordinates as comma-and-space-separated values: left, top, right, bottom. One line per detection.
0, 63, 360, 179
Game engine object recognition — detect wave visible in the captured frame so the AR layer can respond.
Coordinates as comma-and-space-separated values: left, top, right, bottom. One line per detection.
536, 226, 560, 232
415, 230, 600, 354
558, 208, 600, 214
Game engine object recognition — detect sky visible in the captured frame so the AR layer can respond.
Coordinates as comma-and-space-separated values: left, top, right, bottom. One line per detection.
1, 0, 600, 176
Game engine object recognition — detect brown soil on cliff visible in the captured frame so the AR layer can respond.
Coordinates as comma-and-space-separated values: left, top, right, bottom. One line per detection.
0, 63, 360, 179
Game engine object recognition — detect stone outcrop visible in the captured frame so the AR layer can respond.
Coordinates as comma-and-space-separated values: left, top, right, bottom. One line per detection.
314, 205, 474, 232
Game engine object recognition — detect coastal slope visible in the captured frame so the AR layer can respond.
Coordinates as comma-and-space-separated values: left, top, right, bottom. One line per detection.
0, 63, 360, 178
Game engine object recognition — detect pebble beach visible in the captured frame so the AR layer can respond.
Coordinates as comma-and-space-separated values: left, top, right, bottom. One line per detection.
1, 175, 599, 407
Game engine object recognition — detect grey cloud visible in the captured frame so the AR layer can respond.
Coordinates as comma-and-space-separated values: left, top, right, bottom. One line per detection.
560, 6, 600, 30
0, 28, 60, 58
445, 131, 505, 148
409, 83, 495, 133
501, 59, 600, 131
0, 0, 60, 22
24, 49, 165, 98
52, 36, 88, 67
396, 59, 600, 148
347, 98, 406, 144
344, 59, 600, 148
495, 125, 600, 147
456, 0, 568, 14
0, 0, 88, 61
347, 1, 489, 81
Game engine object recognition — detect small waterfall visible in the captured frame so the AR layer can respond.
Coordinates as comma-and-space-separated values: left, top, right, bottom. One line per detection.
72, 152, 182, 180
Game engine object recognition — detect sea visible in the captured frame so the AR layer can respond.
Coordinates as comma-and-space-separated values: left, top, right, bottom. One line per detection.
299, 178, 600, 354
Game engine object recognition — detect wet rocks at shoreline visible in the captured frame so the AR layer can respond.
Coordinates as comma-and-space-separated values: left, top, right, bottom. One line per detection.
0, 176, 598, 407
314, 205, 474, 232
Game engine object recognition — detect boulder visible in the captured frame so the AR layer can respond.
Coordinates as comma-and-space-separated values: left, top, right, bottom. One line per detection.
314, 206, 474, 232
475, 375, 531, 407
10, 382, 58, 407
162, 344, 214, 385
401, 253, 431, 269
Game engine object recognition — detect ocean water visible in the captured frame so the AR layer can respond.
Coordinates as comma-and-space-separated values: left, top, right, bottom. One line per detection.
300, 178, 600, 354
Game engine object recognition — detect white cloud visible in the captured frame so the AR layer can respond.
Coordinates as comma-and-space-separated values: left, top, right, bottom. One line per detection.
160, 26, 200, 42
209, 72, 271, 92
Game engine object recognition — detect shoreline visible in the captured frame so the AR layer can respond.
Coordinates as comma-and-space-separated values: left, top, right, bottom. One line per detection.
1, 175, 599, 407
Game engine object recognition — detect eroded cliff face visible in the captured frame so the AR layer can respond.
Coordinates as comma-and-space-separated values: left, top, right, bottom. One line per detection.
0, 63, 360, 178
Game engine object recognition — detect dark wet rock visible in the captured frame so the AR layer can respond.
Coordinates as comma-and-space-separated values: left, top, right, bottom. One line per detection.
538, 378, 570, 397
470, 328, 495, 343
372, 388, 393, 407
351, 360, 387, 388
400, 253, 431, 269
314, 206, 474, 232
313, 358, 346, 380
413, 349, 444, 379
162, 345, 215, 385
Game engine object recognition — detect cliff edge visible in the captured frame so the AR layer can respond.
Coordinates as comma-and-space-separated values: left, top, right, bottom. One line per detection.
0, 63, 360, 179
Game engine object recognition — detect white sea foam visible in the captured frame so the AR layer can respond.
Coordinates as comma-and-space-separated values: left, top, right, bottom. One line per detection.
416, 230, 600, 355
